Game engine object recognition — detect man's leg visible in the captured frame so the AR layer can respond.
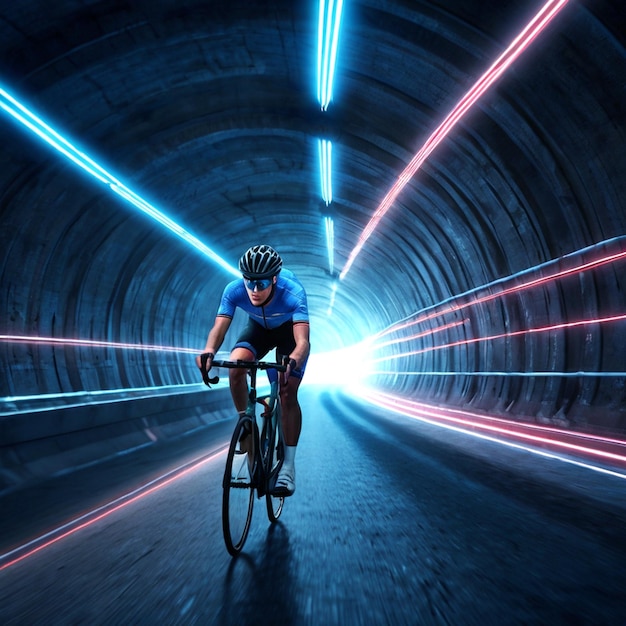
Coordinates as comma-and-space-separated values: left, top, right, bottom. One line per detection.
228, 347, 257, 469
274, 374, 302, 496
229, 346, 255, 414
280, 375, 302, 446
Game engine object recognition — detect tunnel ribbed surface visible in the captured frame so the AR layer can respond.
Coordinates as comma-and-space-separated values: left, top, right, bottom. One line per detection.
1, 0, 624, 431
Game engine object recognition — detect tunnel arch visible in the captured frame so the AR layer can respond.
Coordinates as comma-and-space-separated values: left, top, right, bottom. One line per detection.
0, 0, 625, 434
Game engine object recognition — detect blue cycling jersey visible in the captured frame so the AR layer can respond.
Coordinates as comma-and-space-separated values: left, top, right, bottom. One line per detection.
217, 268, 309, 329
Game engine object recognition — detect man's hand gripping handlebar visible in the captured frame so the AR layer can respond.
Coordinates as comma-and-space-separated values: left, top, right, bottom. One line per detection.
199, 352, 219, 387
198, 354, 291, 388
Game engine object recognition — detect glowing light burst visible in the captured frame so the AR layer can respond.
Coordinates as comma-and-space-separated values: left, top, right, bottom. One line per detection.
0, 85, 239, 276
305, 342, 375, 389
339, 0, 570, 279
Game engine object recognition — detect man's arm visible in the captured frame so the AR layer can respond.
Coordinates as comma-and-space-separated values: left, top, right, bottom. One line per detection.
289, 322, 310, 370
195, 315, 232, 370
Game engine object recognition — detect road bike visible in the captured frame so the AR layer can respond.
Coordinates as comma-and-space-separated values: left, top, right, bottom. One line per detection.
202, 357, 287, 556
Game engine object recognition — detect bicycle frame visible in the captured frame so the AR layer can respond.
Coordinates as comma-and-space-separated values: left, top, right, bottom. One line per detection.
256, 378, 283, 497
207, 358, 287, 555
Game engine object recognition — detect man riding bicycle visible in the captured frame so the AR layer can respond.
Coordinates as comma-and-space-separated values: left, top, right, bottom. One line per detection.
197, 244, 310, 496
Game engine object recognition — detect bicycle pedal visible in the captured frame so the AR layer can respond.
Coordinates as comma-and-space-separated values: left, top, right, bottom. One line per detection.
230, 479, 252, 488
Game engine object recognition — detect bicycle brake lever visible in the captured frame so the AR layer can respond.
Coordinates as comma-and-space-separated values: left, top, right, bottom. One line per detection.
199, 365, 219, 387
199, 352, 219, 387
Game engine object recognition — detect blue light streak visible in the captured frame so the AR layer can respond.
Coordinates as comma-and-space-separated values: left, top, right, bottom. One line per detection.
318, 138, 333, 204
0, 84, 239, 276
325, 216, 335, 275
0, 383, 206, 415
317, 0, 344, 111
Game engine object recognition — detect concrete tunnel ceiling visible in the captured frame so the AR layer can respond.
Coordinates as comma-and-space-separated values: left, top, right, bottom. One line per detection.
0, 1, 625, 430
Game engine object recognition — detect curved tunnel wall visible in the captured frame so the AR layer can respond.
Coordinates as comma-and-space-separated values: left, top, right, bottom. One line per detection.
1, 0, 625, 446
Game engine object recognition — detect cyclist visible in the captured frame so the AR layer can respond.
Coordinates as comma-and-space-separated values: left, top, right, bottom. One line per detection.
197, 244, 310, 496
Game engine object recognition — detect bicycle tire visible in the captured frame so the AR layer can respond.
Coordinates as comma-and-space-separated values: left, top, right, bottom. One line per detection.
264, 404, 285, 522
222, 417, 256, 555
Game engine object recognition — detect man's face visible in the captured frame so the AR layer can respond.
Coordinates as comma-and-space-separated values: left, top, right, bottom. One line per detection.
244, 276, 275, 305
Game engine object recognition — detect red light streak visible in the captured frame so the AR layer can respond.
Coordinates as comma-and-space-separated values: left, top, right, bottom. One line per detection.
370, 312, 626, 362
373, 248, 626, 341
364, 389, 626, 474
339, 0, 570, 280
0, 446, 227, 572
370, 390, 626, 446
0, 334, 197, 354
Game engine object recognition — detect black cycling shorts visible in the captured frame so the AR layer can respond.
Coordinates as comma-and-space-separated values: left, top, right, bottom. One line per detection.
233, 319, 308, 379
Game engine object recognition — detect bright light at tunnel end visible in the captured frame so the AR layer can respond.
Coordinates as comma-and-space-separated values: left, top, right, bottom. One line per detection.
305, 342, 377, 391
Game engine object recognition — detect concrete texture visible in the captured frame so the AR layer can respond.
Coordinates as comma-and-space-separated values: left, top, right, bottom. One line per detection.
0, 1, 625, 495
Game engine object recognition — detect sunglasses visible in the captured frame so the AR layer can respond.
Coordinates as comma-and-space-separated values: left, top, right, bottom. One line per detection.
244, 277, 273, 291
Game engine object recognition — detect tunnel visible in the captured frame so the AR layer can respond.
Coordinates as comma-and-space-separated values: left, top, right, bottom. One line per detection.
1, 1, 625, 624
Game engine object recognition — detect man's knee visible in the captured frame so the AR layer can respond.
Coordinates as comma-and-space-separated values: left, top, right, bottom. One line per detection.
228, 347, 254, 384
229, 368, 247, 385
230, 346, 254, 360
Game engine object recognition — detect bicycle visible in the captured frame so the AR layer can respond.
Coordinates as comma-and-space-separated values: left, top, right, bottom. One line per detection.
200, 355, 288, 556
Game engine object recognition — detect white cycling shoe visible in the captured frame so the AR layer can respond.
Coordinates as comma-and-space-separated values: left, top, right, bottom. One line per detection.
273, 465, 296, 496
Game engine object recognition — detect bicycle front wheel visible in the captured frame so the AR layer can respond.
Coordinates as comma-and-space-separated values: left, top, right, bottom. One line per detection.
222, 417, 256, 555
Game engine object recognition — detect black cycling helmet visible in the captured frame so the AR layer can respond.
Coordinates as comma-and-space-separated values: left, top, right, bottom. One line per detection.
239, 244, 283, 279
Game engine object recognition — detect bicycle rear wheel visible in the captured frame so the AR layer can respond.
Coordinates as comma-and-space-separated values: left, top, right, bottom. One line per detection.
263, 407, 285, 522
222, 417, 256, 555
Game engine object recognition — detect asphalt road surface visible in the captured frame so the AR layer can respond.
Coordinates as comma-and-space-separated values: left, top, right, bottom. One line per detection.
1, 387, 625, 625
